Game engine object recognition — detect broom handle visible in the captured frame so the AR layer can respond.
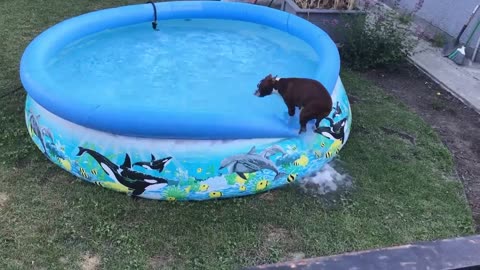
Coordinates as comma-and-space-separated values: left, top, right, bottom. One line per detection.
466, 19, 480, 46
473, 33, 480, 62
456, 4, 480, 44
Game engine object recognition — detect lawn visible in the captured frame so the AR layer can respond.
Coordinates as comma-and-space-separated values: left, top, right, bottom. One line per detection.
0, 0, 475, 269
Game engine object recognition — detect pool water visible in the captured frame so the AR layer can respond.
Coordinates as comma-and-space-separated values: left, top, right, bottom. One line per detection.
46, 18, 320, 134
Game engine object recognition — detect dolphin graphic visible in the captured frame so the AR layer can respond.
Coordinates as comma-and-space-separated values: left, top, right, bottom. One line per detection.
29, 113, 47, 154
133, 154, 172, 173
77, 147, 169, 196
219, 145, 286, 181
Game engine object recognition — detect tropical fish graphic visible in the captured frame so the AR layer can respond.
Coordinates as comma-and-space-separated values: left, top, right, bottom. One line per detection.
256, 179, 269, 191
293, 155, 309, 167
57, 158, 72, 171
94, 181, 129, 193
287, 173, 297, 183
199, 183, 209, 191
209, 191, 222, 198
79, 167, 89, 178
325, 139, 343, 159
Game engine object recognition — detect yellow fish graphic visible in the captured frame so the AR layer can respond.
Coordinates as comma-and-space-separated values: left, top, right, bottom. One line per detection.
79, 167, 88, 178
199, 184, 209, 192
209, 191, 222, 198
326, 139, 343, 158
94, 181, 129, 193
256, 180, 269, 191
235, 175, 247, 185
58, 158, 72, 171
287, 173, 297, 183
293, 155, 309, 167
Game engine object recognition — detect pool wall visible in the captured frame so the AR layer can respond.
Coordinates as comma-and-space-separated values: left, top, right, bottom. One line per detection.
21, 1, 351, 201
20, 1, 340, 139
25, 77, 351, 201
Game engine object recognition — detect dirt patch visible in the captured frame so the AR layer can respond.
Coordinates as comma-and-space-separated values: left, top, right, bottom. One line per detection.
281, 252, 306, 262
80, 253, 101, 270
258, 191, 277, 202
361, 63, 480, 231
148, 255, 174, 270
260, 224, 298, 252
265, 226, 290, 244
0, 192, 9, 209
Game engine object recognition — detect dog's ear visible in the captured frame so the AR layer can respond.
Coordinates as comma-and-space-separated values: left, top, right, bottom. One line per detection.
266, 74, 272, 79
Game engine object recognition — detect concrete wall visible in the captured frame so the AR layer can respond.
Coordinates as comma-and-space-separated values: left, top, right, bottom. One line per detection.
380, 0, 480, 62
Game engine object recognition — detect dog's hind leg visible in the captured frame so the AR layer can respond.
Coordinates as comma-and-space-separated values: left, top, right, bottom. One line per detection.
314, 110, 332, 129
299, 107, 318, 134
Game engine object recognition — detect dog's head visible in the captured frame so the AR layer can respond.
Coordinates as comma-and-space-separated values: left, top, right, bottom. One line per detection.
254, 74, 277, 97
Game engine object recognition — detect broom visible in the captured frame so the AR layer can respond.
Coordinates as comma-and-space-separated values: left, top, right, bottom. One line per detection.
448, 18, 480, 65
473, 32, 480, 63
443, 4, 479, 57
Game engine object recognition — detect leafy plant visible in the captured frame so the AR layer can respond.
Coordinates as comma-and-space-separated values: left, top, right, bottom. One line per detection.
431, 33, 446, 48
339, 0, 423, 71
294, 0, 357, 10
398, 12, 413, 25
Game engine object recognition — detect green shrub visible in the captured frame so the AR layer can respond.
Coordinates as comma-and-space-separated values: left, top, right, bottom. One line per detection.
339, 1, 422, 71
431, 33, 446, 48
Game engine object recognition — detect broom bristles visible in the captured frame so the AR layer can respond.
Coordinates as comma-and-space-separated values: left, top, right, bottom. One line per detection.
450, 47, 466, 65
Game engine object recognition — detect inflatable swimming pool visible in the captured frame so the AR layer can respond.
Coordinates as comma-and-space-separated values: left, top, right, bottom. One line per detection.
20, 1, 352, 201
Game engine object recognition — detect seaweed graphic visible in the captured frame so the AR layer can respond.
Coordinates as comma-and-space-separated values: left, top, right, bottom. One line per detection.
163, 186, 188, 201
225, 173, 256, 186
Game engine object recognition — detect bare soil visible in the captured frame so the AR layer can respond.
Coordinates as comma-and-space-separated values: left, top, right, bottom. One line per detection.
361, 63, 480, 232
80, 253, 101, 270
0, 192, 8, 209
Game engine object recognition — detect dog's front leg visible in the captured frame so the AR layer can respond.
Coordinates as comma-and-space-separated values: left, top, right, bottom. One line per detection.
287, 104, 295, 117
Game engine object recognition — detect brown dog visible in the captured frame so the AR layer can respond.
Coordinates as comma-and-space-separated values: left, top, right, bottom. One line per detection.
254, 74, 333, 134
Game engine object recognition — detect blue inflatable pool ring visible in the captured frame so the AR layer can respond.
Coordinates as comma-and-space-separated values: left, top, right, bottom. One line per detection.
20, 1, 352, 201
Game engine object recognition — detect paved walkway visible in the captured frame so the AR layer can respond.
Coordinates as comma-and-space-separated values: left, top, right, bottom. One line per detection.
409, 39, 480, 113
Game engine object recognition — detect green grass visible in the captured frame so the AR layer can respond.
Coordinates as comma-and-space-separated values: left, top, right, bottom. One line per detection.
0, 1, 475, 269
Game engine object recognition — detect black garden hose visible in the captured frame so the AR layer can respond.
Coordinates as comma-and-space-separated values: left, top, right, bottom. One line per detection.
147, 1, 158, 31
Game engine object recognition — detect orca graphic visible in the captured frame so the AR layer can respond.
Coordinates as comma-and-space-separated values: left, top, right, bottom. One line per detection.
133, 154, 172, 173
332, 101, 342, 118
315, 117, 347, 142
77, 147, 169, 197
